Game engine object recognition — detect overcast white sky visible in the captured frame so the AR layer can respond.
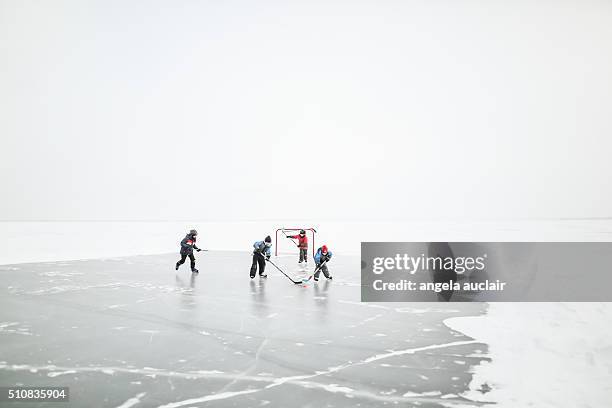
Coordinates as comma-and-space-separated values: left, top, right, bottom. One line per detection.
1, 0, 611, 221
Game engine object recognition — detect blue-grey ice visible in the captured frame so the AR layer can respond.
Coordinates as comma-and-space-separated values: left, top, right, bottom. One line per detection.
0, 251, 486, 407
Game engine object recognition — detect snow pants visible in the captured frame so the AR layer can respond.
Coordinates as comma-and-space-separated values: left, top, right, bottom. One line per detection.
299, 248, 308, 263
250, 253, 266, 278
314, 263, 330, 279
177, 252, 196, 271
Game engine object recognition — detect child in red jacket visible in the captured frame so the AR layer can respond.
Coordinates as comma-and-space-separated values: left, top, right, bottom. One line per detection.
286, 229, 308, 264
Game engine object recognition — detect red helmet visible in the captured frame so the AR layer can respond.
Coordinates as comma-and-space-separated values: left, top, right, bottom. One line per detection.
321, 245, 328, 253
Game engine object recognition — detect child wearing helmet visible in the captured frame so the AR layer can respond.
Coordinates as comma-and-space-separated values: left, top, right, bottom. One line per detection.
250, 235, 272, 278
176, 229, 202, 273
286, 229, 309, 264
313, 245, 333, 281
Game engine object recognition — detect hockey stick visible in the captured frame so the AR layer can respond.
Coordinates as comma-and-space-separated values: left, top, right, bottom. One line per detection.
281, 228, 300, 248
303, 260, 327, 282
257, 252, 303, 284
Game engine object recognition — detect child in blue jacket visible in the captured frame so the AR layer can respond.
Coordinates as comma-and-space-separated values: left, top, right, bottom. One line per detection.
250, 235, 272, 278
313, 245, 333, 281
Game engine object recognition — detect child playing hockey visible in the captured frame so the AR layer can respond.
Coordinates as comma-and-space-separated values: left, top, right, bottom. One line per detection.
250, 235, 272, 279
175, 229, 202, 273
286, 229, 308, 264
313, 245, 333, 281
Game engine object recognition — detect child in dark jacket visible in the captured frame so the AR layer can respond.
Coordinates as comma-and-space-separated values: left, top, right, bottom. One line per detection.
176, 229, 202, 273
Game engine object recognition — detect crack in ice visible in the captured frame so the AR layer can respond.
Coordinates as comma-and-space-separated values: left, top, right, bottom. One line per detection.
115, 392, 146, 408
156, 389, 260, 408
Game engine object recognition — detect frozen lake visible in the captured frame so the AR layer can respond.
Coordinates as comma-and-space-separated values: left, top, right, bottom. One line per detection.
2, 220, 612, 407
0, 251, 486, 407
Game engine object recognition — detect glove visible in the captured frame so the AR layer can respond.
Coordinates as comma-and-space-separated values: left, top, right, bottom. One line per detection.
286, 236, 293, 239
266, 255, 270, 260
196, 248, 201, 252
324, 255, 331, 262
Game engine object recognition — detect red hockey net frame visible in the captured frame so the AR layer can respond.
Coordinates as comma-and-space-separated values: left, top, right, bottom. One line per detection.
275, 228, 316, 257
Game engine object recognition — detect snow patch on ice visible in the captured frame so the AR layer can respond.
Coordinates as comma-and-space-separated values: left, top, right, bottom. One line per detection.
444, 303, 612, 408
39, 271, 84, 277
403, 391, 441, 397
18, 283, 123, 295
0, 322, 33, 336
379, 388, 397, 395
323, 384, 354, 394
192, 370, 224, 375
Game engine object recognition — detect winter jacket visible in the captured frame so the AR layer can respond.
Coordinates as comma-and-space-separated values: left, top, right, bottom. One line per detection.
314, 247, 332, 265
288, 235, 308, 249
253, 241, 272, 257
180, 234, 199, 254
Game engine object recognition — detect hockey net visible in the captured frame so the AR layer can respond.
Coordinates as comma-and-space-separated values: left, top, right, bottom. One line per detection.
274, 228, 317, 257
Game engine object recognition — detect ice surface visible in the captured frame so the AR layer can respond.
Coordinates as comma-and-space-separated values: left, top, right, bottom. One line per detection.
0, 251, 486, 407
